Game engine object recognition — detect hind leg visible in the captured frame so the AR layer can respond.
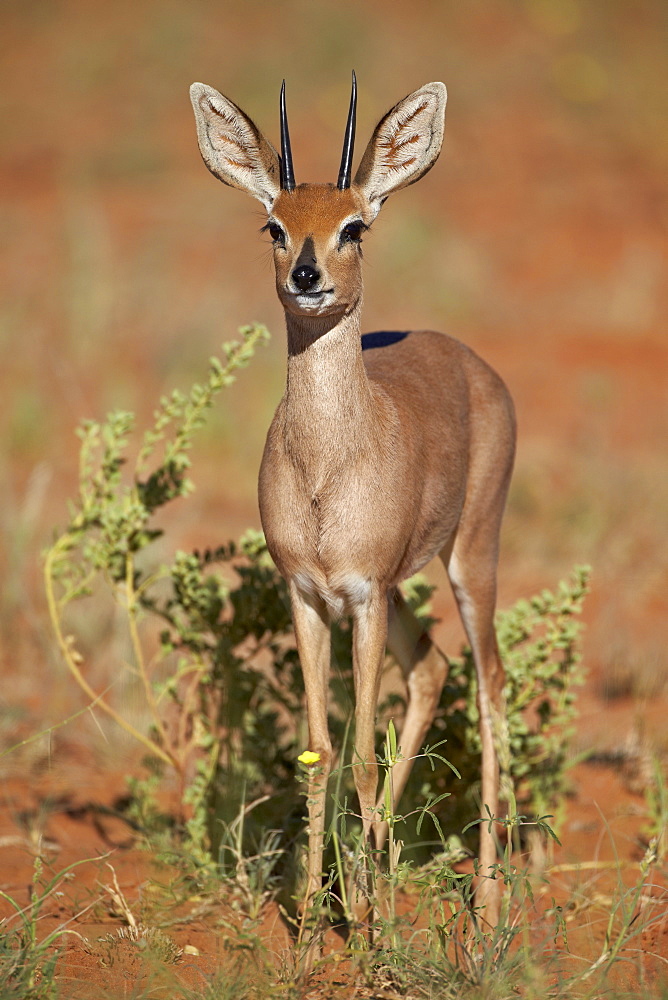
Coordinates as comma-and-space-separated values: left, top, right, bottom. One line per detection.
444, 533, 506, 925
373, 589, 449, 852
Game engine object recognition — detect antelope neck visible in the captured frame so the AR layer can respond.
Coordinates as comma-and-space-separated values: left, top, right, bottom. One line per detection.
283, 305, 376, 452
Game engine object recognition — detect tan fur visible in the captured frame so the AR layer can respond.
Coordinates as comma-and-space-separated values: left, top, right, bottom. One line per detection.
191, 80, 516, 958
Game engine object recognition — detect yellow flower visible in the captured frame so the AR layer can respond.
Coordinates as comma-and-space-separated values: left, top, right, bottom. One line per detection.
297, 750, 321, 766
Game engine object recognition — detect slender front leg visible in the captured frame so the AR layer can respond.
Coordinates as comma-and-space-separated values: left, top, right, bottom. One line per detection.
289, 582, 332, 935
350, 590, 389, 918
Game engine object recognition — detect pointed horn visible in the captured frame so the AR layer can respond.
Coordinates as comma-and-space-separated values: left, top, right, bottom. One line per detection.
279, 80, 296, 192
337, 70, 357, 190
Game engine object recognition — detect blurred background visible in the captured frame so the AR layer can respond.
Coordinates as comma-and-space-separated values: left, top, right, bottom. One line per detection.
1, 0, 667, 751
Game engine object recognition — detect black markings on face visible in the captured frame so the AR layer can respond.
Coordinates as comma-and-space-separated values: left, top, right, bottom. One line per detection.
295, 235, 317, 268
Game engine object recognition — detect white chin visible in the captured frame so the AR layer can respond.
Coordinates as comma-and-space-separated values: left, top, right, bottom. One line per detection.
287, 293, 339, 317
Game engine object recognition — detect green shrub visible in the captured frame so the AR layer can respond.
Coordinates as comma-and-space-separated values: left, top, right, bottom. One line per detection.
395, 567, 589, 859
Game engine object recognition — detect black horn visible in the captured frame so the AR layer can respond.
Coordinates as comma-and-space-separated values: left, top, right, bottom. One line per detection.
279, 80, 296, 192
337, 70, 357, 190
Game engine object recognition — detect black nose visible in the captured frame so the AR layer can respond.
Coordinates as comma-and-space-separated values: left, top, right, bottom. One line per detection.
292, 264, 320, 292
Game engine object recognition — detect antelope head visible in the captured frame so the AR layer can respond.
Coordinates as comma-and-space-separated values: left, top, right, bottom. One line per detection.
190, 75, 447, 322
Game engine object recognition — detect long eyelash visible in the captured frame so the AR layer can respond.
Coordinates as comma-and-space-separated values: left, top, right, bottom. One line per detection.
259, 221, 285, 245
346, 222, 370, 241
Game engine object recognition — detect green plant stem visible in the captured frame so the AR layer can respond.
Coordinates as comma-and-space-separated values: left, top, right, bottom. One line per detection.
385, 721, 398, 939
44, 539, 178, 770
125, 549, 172, 757
331, 829, 349, 917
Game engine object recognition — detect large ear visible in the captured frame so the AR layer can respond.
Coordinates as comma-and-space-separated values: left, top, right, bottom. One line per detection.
190, 83, 280, 211
354, 83, 446, 219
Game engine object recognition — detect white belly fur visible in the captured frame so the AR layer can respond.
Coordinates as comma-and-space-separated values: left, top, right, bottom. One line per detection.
294, 570, 373, 619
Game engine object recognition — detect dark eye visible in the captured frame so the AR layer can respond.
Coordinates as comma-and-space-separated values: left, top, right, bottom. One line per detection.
265, 222, 285, 246
340, 221, 366, 245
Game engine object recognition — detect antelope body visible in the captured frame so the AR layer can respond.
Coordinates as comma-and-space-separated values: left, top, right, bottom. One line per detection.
190, 75, 516, 942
